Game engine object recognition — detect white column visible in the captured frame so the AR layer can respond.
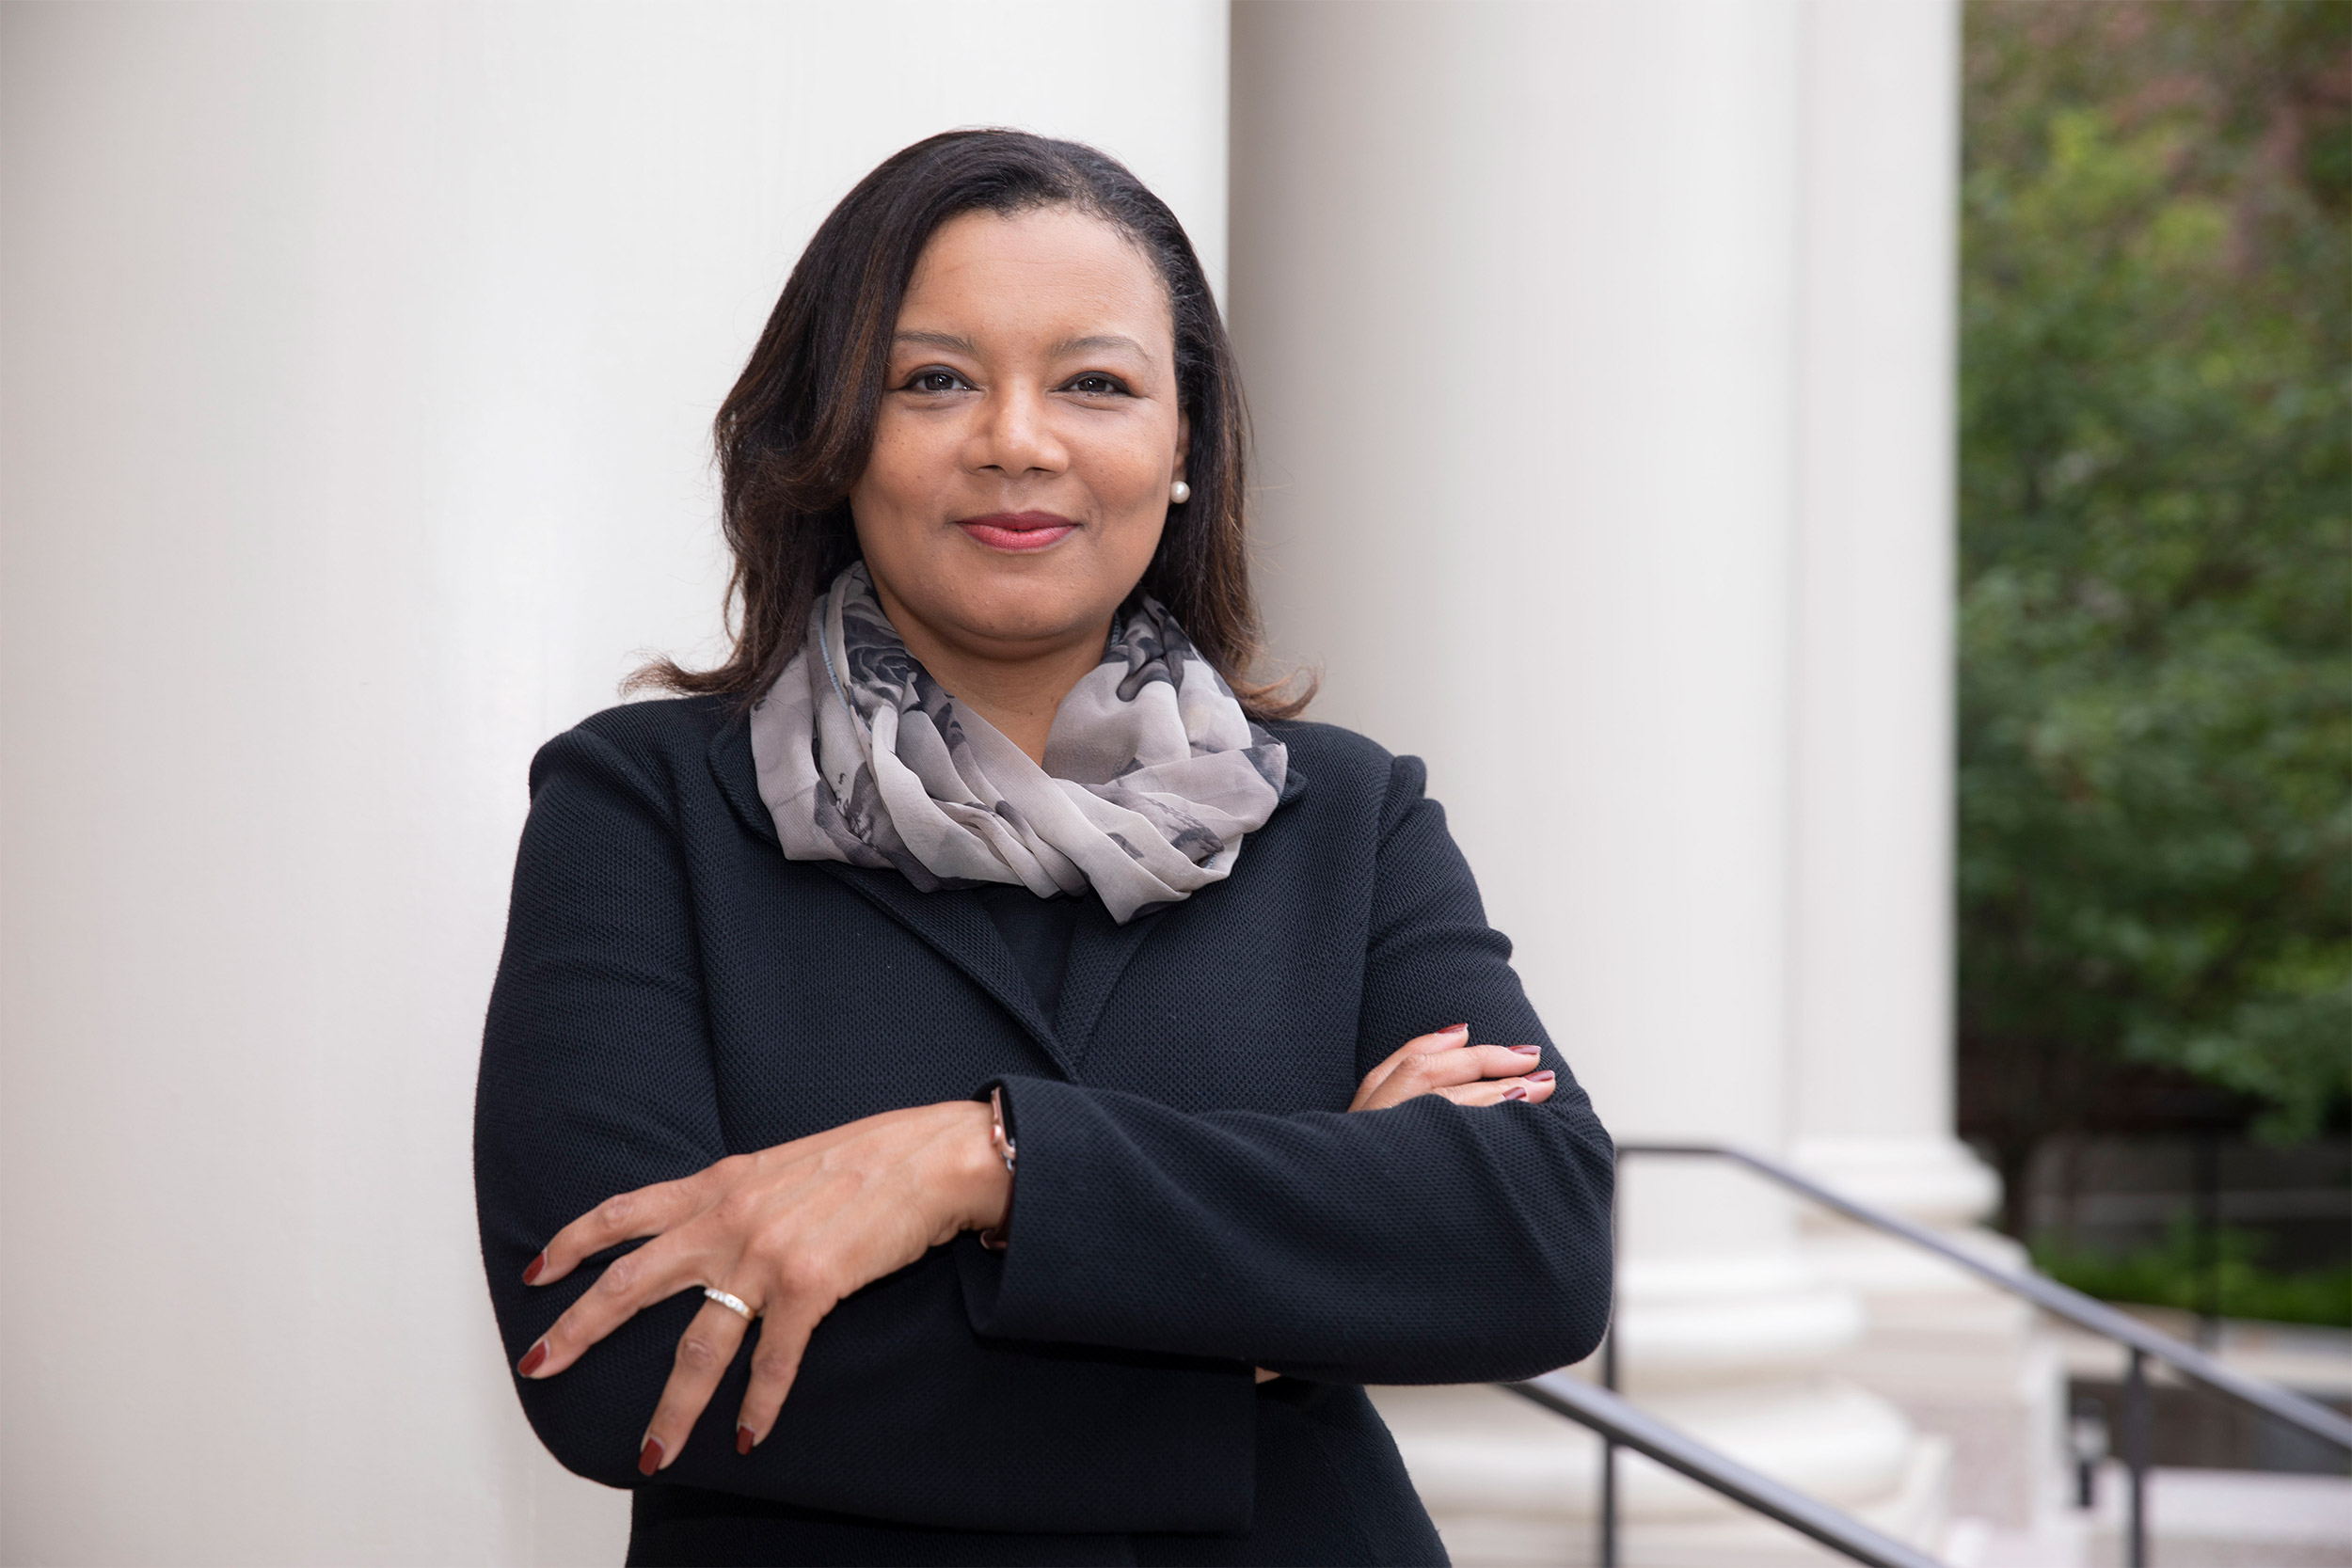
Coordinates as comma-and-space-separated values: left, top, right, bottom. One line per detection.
1233, 2, 1943, 1560
1788, 2, 2062, 1532
1790, 0, 1985, 1240
0, 5, 1228, 1561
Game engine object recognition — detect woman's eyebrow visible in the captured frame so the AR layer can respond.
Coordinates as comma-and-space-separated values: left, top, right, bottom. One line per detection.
1052, 333, 1151, 360
893, 330, 978, 355
892, 328, 1152, 361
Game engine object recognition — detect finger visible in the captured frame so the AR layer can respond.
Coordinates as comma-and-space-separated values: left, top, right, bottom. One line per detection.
1351, 1032, 1454, 1110
525, 1173, 713, 1290
732, 1307, 822, 1453
519, 1233, 704, 1380
1433, 1044, 1549, 1086
1467, 1043, 1547, 1081
1436, 1069, 1559, 1108
1350, 1024, 1470, 1111
638, 1298, 754, 1475
1359, 1043, 1517, 1109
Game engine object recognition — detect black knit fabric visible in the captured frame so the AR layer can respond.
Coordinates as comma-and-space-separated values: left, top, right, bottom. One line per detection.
474, 696, 1615, 1566
975, 882, 1084, 1021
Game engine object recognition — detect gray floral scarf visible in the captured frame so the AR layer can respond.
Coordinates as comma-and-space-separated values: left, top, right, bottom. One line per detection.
749, 562, 1289, 924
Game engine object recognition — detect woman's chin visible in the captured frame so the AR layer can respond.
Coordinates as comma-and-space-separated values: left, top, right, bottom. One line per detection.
960, 605, 1114, 652
897, 556, 1132, 649
931, 587, 1118, 651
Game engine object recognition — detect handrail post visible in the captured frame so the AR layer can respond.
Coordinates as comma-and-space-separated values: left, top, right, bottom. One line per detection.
2192, 1135, 2220, 1349
1599, 1343, 1619, 1567
1599, 1169, 1621, 1567
2125, 1348, 2151, 1567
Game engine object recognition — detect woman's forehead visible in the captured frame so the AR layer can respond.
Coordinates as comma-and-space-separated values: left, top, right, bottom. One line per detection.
897, 208, 1172, 352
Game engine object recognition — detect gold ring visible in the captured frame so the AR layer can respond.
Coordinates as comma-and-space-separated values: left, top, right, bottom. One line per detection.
702, 1286, 755, 1322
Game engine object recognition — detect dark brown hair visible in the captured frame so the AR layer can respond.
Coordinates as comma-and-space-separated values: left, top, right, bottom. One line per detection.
636, 128, 1307, 721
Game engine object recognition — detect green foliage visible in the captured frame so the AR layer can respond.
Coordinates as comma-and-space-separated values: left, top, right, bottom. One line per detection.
2036, 1220, 2352, 1329
1959, 2, 2352, 1164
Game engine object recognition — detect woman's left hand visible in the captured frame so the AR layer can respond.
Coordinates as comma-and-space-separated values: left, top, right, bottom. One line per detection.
515, 1100, 1009, 1475
1349, 1023, 1557, 1111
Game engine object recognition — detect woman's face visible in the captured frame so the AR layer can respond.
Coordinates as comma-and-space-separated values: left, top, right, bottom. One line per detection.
850, 205, 1187, 665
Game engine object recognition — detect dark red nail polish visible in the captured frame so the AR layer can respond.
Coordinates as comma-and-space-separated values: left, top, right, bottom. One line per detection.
516, 1340, 548, 1377
638, 1436, 664, 1476
1502, 1085, 1528, 1101
1510, 1044, 1542, 1055
1528, 1069, 1555, 1083
521, 1252, 546, 1285
737, 1425, 755, 1455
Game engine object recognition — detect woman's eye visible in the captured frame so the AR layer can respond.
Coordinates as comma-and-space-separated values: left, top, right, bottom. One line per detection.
903, 369, 971, 394
1063, 373, 1129, 397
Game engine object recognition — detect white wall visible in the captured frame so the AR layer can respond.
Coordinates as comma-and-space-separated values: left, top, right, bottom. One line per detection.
0, 5, 1227, 1561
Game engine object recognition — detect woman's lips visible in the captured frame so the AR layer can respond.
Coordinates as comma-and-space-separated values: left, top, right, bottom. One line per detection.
957, 512, 1076, 551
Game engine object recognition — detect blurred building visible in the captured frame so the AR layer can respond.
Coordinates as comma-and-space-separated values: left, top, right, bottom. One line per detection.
1, 2, 2056, 1562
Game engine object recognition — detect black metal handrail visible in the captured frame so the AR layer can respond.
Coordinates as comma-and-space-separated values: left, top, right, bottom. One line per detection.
1597, 1141, 2352, 1568
1620, 1143, 2352, 1448
1505, 1371, 1947, 1568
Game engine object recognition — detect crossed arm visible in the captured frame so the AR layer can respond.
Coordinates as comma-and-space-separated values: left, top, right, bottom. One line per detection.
480, 732, 1613, 1514
513, 1024, 1561, 1477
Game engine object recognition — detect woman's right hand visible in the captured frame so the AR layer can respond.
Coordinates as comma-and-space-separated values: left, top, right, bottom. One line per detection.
1348, 1023, 1556, 1112
516, 1100, 1009, 1472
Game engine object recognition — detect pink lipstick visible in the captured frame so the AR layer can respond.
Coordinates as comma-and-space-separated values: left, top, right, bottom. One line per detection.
958, 511, 1076, 551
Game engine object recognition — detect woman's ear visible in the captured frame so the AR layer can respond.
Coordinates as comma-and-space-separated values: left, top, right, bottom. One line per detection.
1172, 409, 1191, 485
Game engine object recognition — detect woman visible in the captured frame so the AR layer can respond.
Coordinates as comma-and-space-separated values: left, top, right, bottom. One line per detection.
475, 130, 1613, 1567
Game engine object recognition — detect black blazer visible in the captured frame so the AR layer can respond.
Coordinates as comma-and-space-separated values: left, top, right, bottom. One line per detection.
475, 697, 1614, 1567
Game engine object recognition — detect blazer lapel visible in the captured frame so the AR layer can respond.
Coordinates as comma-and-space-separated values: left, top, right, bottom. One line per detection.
1056, 763, 1312, 1063
707, 706, 780, 847
707, 713, 1071, 1076
813, 862, 1072, 1076
709, 712, 1314, 1080
1054, 899, 1164, 1067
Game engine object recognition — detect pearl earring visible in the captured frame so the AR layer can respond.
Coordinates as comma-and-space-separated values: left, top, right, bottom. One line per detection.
1169, 480, 1192, 504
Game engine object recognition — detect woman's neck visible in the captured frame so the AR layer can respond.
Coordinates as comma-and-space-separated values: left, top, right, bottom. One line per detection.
868, 584, 1109, 767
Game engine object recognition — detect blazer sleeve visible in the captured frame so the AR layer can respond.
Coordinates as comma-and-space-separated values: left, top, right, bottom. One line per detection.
961, 754, 1615, 1386
474, 727, 1253, 1531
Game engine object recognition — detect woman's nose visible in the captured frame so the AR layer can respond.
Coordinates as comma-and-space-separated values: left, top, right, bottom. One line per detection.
972, 384, 1066, 478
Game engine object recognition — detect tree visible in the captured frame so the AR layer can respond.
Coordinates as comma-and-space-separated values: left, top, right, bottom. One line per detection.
1956, 1, 2350, 1235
